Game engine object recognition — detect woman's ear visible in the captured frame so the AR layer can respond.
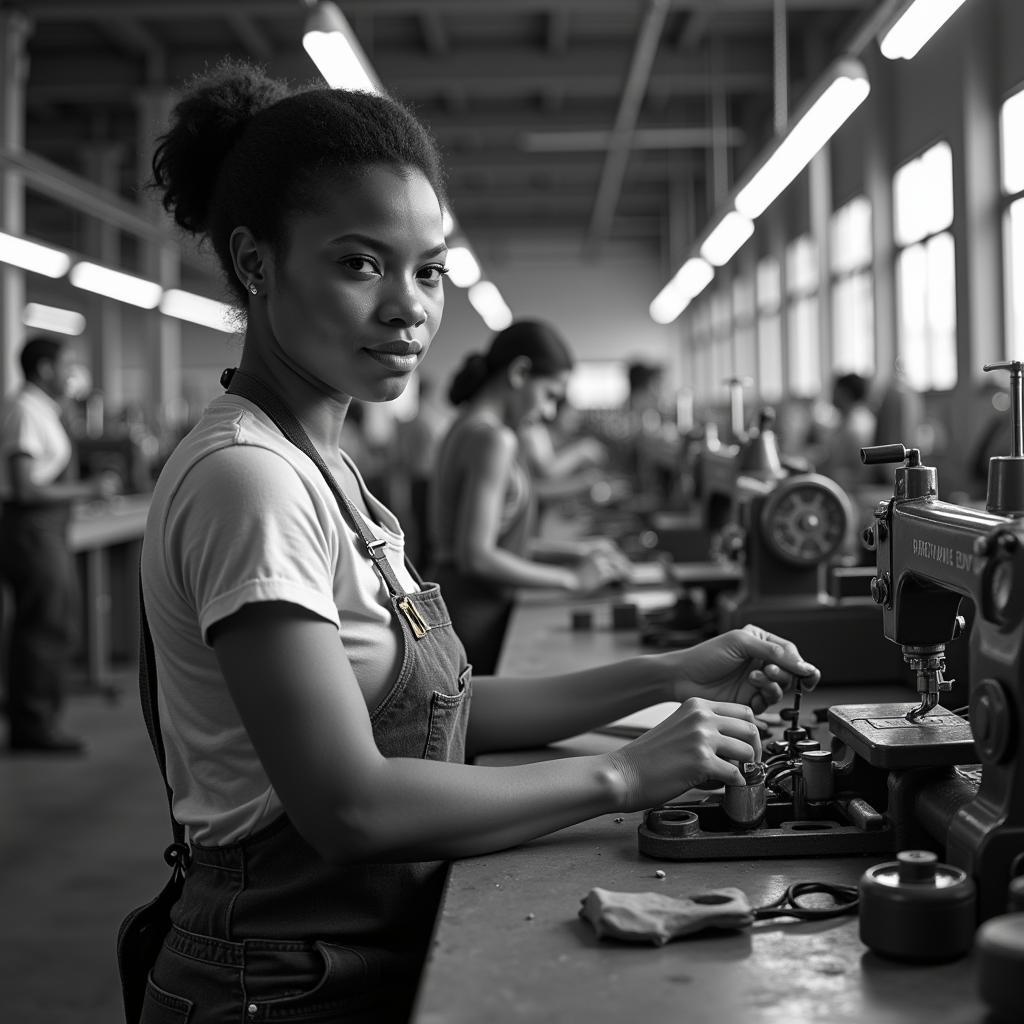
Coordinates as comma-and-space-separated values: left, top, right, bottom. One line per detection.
228, 226, 269, 296
506, 355, 533, 389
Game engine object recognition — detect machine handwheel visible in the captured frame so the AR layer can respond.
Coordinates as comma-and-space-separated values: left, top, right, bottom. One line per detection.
759, 474, 852, 566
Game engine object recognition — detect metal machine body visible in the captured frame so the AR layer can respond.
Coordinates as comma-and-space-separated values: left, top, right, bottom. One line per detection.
715, 469, 911, 684
836, 425, 1024, 918
641, 363, 1024, 921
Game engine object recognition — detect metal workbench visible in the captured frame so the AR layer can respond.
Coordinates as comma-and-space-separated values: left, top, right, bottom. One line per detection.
412, 580, 985, 1023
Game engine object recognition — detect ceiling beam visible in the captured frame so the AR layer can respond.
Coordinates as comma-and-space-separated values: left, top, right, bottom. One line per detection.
522, 126, 745, 151
20, 1, 874, 19
227, 13, 275, 62
419, 11, 449, 54
587, 0, 670, 249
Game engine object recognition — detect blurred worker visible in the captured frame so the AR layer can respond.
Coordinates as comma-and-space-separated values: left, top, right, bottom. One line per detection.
811, 372, 878, 493
520, 398, 610, 504
428, 320, 629, 673
622, 360, 679, 501
393, 373, 453, 566
0, 336, 120, 753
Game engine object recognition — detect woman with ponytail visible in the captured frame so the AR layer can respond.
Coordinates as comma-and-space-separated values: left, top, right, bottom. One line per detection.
132, 59, 820, 1024
427, 320, 628, 674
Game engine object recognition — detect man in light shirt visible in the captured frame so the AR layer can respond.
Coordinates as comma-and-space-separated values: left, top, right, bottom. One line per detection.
0, 337, 119, 753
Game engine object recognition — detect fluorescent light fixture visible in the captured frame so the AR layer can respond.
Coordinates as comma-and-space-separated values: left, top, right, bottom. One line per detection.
879, 0, 970, 61
69, 261, 162, 309
160, 288, 235, 333
734, 58, 870, 220
468, 280, 513, 331
303, 1, 381, 92
699, 211, 755, 267
649, 257, 714, 324
0, 230, 71, 278
23, 302, 85, 336
445, 246, 482, 288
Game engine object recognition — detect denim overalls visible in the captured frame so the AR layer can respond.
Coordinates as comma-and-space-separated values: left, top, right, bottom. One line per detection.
141, 374, 472, 1024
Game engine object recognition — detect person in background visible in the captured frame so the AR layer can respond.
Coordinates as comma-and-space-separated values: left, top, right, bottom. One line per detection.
393, 373, 452, 566
139, 60, 820, 1023
520, 397, 610, 503
621, 359, 679, 501
428, 320, 630, 673
811, 371, 878, 493
0, 336, 120, 753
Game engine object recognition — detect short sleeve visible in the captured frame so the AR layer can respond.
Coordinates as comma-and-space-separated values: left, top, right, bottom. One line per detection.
165, 443, 342, 644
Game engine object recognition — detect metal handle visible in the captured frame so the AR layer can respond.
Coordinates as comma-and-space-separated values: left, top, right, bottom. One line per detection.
982, 361, 1024, 457
860, 443, 917, 465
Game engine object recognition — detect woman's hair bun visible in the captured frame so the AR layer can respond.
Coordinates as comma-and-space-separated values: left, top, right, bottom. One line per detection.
151, 59, 291, 235
448, 353, 490, 406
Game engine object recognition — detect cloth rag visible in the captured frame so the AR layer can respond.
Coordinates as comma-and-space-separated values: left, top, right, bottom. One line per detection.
579, 886, 754, 946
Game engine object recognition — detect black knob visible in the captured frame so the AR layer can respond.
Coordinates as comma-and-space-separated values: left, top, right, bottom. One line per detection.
861, 443, 909, 465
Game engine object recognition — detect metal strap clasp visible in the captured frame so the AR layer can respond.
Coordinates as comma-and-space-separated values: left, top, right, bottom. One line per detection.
398, 596, 430, 639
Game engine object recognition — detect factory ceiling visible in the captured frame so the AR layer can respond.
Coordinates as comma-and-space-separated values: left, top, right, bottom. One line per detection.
9, 0, 882, 282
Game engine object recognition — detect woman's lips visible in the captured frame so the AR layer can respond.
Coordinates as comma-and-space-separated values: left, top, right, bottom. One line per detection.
366, 349, 419, 372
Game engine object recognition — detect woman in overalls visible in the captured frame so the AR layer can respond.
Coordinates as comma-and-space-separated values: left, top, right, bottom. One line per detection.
138, 60, 820, 1024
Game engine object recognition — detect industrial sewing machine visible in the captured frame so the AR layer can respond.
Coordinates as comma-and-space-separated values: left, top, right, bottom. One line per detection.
641, 361, 1024, 921
642, 412, 913, 685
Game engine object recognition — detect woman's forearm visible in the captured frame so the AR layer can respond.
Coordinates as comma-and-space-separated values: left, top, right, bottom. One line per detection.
313, 753, 626, 864
465, 654, 674, 757
463, 544, 576, 589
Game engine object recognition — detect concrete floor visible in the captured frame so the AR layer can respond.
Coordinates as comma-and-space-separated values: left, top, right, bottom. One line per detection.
0, 673, 169, 1024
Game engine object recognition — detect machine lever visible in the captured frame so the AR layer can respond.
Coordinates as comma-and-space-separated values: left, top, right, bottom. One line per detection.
860, 443, 919, 466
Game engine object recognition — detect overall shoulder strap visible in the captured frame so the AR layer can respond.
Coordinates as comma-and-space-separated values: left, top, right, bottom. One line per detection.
138, 581, 187, 857
221, 367, 409, 598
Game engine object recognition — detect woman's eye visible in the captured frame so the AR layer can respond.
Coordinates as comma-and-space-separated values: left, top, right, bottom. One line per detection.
419, 264, 449, 286
341, 256, 379, 275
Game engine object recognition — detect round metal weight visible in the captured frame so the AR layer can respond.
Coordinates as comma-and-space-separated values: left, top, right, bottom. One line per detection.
975, 913, 1024, 1023
859, 850, 977, 963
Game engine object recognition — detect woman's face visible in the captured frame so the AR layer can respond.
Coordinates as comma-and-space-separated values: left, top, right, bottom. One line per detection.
517, 370, 570, 427
263, 164, 447, 404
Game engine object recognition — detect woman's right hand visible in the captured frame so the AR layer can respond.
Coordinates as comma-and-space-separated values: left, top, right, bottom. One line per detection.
569, 549, 629, 593
605, 697, 761, 811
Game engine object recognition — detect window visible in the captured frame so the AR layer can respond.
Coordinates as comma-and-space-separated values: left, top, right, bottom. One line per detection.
1001, 88, 1024, 360
710, 288, 733, 393
756, 255, 783, 403
732, 275, 756, 393
785, 235, 820, 398
690, 298, 714, 401
566, 361, 630, 410
892, 142, 957, 389
829, 195, 875, 375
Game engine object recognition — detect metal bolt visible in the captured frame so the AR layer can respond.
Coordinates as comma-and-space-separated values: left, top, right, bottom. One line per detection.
870, 575, 889, 605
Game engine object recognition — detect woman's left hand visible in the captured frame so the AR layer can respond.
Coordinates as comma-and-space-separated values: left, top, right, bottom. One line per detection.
663, 624, 821, 715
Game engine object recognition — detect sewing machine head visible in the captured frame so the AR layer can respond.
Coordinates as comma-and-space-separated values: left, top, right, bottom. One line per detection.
828, 360, 1024, 918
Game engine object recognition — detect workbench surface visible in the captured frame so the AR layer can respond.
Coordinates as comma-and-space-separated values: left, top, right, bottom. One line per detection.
412, 578, 985, 1023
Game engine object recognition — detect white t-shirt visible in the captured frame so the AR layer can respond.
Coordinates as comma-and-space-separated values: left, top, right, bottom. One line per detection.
0, 382, 72, 498
141, 394, 421, 844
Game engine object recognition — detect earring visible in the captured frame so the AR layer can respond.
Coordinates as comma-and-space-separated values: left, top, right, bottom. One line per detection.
248, 282, 259, 296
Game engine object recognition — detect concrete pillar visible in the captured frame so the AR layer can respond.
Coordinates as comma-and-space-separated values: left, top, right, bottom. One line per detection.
136, 86, 182, 431
809, 146, 832, 397
0, 10, 30, 395
957, 5, 1001, 387
862, 51, 897, 385
80, 143, 125, 414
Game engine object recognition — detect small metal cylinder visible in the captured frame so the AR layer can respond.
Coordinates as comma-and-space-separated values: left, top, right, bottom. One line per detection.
801, 749, 834, 802
722, 762, 767, 831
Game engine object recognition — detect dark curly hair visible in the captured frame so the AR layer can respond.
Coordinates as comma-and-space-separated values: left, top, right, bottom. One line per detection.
448, 320, 575, 406
150, 59, 447, 306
